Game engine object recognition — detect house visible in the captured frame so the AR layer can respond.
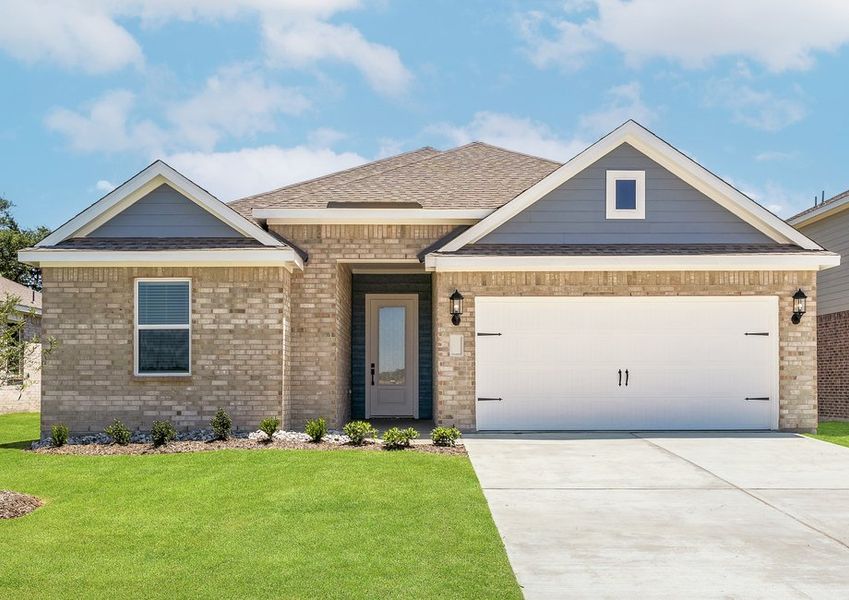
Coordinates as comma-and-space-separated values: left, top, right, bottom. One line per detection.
0, 276, 42, 414
19, 121, 839, 435
789, 190, 849, 420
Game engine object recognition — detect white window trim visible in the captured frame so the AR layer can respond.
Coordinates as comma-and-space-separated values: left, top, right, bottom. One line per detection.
606, 170, 645, 219
134, 278, 191, 377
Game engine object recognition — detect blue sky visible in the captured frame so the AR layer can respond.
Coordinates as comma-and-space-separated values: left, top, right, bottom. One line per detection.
1, 0, 848, 229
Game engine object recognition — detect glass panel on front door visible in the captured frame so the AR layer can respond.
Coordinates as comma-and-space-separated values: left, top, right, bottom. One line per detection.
378, 306, 406, 385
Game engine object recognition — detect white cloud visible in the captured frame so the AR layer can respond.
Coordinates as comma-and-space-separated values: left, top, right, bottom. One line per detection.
164, 145, 366, 201
46, 66, 309, 154
95, 180, 116, 193
0, 0, 143, 73
739, 181, 812, 217
578, 82, 656, 135
706, 79, 806, 132
755, 150, 796, 162
263, 18, 412, 95
518, 0, 849, 72
45, 90, 167, 154
168, 64, 310, 151
0, 1, 411, 94
428, 112, 587, 162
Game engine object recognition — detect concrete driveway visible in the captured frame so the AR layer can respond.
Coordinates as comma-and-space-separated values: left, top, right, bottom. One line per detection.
464, 432, 849, 599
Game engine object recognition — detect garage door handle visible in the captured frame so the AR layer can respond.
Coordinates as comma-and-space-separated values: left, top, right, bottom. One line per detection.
618, 369, 622, 386
477, 397, 502, 402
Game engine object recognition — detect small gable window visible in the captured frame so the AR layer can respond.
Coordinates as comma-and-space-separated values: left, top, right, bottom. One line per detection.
606, 170, 645, 219
135, 279, 191, 376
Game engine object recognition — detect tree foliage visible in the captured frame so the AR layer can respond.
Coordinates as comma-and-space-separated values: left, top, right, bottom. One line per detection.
0, 294, 56, 389
0, 197, 50, 290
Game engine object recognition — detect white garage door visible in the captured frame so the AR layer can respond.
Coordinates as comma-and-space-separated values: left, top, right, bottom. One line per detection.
475, 296, 778, 431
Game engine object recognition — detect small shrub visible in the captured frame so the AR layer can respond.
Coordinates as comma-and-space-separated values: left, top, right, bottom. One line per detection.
343, 420, 378, 445
150, 420, 177, 447
259, 417, 280, 442
305, 417, 328, 443
210, 408, 232, 441
50, 424, 69, 447
104, 419, 131, 445
382, 426, 418, 450
431, 426, 462, 447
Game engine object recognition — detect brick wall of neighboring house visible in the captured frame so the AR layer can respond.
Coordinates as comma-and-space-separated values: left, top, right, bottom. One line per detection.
433, 270, 819, 432
270, 224, 455, 429
0, 314, 42, 414
40, 267, 291, 435
816, 310, 849, 420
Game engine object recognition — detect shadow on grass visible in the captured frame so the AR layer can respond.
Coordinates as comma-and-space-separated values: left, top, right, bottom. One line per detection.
0, 439, 37, 450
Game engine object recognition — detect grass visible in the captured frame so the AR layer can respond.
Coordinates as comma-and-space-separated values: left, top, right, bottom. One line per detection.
806, 421, 849, 449
0, 413, 520, 599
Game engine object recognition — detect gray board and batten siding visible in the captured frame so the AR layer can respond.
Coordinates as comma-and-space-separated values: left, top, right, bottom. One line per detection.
89, 184, 244, 238
798, 209, 849, 315
478, 143, 775, 245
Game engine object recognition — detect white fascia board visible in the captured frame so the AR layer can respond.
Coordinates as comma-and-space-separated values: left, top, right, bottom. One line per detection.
39, 161, 284, 248
19, 248, 303, 271
254, 208, 492, 224
424, 253, 840, 272
439, 121, 822, 252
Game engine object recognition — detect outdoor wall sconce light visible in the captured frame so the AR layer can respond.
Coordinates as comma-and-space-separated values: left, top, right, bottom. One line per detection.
791, 289, 807, 324
450, 289, 464, 326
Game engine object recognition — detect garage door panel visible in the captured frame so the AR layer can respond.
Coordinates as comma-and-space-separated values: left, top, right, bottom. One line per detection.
475, 296, 778, 431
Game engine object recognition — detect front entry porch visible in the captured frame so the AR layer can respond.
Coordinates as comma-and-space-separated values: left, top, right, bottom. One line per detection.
351, 273, 433, 422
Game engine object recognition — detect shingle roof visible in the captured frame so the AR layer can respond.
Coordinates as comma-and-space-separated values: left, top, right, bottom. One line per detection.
437, 243, 826, 257
229, 147, 442, 217
0, 276, 41, 311
228, 142, 561, 213
55, 237, 269, 250
789, 189, 849, 221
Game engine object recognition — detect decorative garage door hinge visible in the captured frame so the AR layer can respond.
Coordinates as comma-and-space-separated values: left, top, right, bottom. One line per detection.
477, 397, 503, 402
745, 397, 770, 401
476, 332, 502, 336
744, 332, 770, 336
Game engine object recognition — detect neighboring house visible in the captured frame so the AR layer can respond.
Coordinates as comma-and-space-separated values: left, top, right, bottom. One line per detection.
0, 276, 42, 414
789, 190, 849, 420
19, 121, 838, 435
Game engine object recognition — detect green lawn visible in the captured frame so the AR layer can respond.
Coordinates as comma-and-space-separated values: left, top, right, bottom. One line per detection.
806, 421, 849, 449
0, 413, 520, 599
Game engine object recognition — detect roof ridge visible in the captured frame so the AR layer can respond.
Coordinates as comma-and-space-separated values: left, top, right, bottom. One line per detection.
459, 141, 563, 167
302, 141, 561, 199
229, 146, 440, 206
789, 188, 849, 220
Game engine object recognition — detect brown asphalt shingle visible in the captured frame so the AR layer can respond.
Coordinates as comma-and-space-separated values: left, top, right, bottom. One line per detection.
228, 142, 561, 213
790, 188, 849, 221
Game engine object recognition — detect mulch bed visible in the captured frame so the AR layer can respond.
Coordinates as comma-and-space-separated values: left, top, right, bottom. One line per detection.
32, 439, 466, 456
0, 490, 43, 519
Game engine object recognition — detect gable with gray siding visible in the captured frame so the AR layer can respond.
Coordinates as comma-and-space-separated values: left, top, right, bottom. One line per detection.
479, 143, 775, 245
798, 210, 849, 315
89, 184, 244, 238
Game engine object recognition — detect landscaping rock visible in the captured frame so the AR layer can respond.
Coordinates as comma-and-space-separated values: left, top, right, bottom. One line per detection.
0, 490, 43, 519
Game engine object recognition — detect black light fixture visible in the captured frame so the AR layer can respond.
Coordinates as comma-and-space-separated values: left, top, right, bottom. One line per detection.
791, 289, 807, 324
450, 289, 464, 326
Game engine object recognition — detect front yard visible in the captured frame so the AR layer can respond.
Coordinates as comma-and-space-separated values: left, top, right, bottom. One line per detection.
0, 413, 520, 599
806, 420, 849, 449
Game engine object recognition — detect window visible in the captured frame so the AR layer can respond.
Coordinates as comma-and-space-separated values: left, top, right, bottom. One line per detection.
135, 279, 190, 376
606, 170, 645, 219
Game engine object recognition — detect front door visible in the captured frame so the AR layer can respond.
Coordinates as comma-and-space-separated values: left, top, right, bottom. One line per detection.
366, 294, 418, 417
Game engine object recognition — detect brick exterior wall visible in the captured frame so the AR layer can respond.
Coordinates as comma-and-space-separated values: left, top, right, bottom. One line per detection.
40, 267, 290, 435
270, 224, 455, 429
433, 270, 818, 432
0, 314, 41, 414
816, 310, 849, 420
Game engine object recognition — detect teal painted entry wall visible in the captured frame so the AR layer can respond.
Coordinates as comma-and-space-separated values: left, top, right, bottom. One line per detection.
351, 274, 433, 420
